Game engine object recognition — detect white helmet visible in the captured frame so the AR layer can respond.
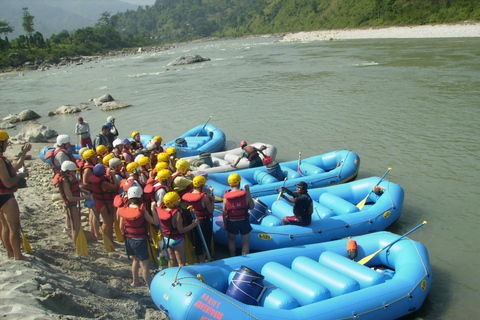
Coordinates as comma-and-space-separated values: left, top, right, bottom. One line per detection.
56, 134, 70, 146
134, 154, 144, 164
107, 116, 115, 123
109, 157, 122, 169
112, 138, 123, 148
127, 186, 143, 199
61, 161, 77, 172
146, 141, 156, 151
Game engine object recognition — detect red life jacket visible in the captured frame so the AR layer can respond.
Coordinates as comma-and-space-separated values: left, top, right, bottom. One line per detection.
156, 206, 183, 240
118, 204, 148, 238
56, 174, 81, 207
0, 155, 18, 193
182, 191, 212, 220
79, 163, 94, 184
46, 148, 76, 173
171, 173, 193, 197
120, 177, 144, 192
224, 190, 249, 220
88, 175, 117, 204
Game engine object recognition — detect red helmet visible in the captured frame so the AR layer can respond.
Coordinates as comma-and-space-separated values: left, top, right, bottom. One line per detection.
240, 141, 247, 148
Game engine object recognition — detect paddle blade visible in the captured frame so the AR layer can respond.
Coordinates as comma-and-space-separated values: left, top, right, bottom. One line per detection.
356, 195, 369, 210
21, 232, 33, 253
357, 248, 382, 265
185, 232, 195, 265
150, 224, 159, 249
76, 228, 89, 256
102, 231, 116, 253
114, 218, 124, 243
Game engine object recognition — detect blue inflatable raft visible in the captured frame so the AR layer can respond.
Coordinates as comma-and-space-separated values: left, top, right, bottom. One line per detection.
164, 124, 226, 157
205, 149, 359, 200
151, 231, 432, 320
213, 176, 404, 251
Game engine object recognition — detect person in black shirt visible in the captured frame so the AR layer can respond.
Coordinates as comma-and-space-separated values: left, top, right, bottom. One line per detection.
280, 181, 313, 226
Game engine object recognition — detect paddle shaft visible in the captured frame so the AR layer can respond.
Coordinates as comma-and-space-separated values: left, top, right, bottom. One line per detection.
196, 116, 212, 137
276, 177, 288, 203
297, 151, 302, 174
188, 206, 212, 261
356, 168, 391, 209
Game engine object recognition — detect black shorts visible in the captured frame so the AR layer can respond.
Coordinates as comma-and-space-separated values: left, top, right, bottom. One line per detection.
226, 218, 252, 235
0, 193, 15, 209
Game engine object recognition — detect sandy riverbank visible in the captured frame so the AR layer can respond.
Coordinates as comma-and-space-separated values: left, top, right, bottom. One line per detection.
280, 22, 480, 42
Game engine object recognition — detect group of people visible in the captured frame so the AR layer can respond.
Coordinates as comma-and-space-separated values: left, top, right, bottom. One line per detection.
1, 119, 314, 291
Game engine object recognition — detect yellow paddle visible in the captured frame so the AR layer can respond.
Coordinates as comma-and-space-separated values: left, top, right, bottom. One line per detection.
276, 177, 287, 203
75, 203, 88, 256
92, 208, 115, 253
114, 217, 124, 243
19, 225, 33, 253
356, 168, 391, 210
358, 221, 427, 265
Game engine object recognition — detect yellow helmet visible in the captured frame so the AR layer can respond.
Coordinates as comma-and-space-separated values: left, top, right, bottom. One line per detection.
163, 192, 180, 207
96, 145, 107, 155
193, 175, 207, 188
175, 159, 190, 174
82, 149, 96, 160
153, 136, 162, 142
165, 146, 177, 155
157, 152, 169, 163
228, 173, 241, 186
78, 147, 89, 159
157, 169, 172, 181
131, 131, 139, 139
102, 154, 114, 166
137, 156, 151, 167
155, 161, 168, 172
126, 162, 139, 174
0, 130, 9, 141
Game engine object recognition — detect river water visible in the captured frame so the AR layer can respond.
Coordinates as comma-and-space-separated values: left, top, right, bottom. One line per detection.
1, 36, 479, 319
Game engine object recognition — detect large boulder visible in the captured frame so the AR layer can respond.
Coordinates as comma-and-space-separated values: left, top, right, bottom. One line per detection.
14, 121, 57, 143
167, 54, 211, 66
8, 109, 42, 123
55, 105, 81, 114
0, 122, 16, 129
100, 101, 132, 111
94, 93, 115, 106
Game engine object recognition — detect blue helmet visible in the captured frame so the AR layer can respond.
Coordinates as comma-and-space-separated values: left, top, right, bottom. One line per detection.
93, 164, 106, 177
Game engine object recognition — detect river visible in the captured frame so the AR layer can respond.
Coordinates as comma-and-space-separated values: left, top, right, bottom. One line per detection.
1, 36, 479, 319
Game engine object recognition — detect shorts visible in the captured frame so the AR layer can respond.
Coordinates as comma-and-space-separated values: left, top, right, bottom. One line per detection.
226, 218, 252, 235
0, 193, 15, 209
165, 236, 184, 249
285, 216, 309, 226
125, 237, 150, 261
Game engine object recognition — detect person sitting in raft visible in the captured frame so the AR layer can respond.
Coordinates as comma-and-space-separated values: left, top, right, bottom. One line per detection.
280, 181, 313, 226
131, 131, 144, 150
55, 161, 93, 247
88, 164, 119, 244
182, 175, 215, 263
156, 191, 199, 267
231, 141, 267, 168
223, 173, 254, 256
0, 130, 32, 261
118, 186, 158, 289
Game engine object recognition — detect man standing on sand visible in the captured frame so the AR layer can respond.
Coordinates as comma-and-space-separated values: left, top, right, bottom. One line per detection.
75, 117, 92, 148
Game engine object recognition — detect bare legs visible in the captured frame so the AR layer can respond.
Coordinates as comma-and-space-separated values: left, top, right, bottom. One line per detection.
0, 197, 30, 261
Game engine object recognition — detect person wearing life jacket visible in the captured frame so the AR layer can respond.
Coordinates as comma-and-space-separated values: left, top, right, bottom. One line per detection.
231, 141, 267, 168
109, 157, 126, 183
118, 186, 158, 289
111, 139, 124, 160
151, 159, 169, 179
147, 169, 173, 210
223, 173, 254, 257
280, 181, 313, 226
48, 134, 77, 174
120, 162, 145, 193
136, 155, 151, 183
171, 159, 194, 223
131, 131, 144, 150
182, 175, 215, 263
88, 164, 119, 244
55, 161, 93, 247
121, 138, 134, 164
95, 144, 108, 167
152, 136, 164, 154
0, 131, 32, 261
156, 191, 198, 267
75, 147, 89, 173
79, 148, 101, 240
145, 141, 158, 173
164, 147, 178, 172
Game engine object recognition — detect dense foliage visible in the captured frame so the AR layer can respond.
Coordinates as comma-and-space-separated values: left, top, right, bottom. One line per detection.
1, 0, 479, 70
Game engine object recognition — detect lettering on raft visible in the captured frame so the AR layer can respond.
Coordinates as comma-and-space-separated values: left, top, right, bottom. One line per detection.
194, 293, 224, 320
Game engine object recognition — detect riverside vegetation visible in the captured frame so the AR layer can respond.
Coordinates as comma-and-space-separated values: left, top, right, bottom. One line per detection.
1, 0, 479, 71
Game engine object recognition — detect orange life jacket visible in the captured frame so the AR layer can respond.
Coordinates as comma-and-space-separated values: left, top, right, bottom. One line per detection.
224, 190, 248, 220
88, 175, 117, 204
156, 206, 183, 240
182, 191, 212, 220
118, 203, 148, 238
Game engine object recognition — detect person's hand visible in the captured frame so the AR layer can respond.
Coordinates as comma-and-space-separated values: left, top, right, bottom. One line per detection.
85, 194, 93, 201
21, 143, 32, 154
280, 186, 286, 192
230, 164, 236, 167
193, 219, 199, 226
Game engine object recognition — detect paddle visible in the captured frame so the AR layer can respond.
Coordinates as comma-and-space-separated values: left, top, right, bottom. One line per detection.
358, 221, 427, 265
75, 202, 88, 256
276, 177, 288, 203
19, 225, 33, 253
114, 217, 124, 243
297, 151, 302, 174
92, 208, 115, 253
356, 168, 392, 210
187, 205, 212, 261
196, 116, 212, 137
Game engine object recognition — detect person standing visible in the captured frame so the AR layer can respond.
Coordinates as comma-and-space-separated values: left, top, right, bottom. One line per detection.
49, 134, 77, 175
93, 125, 110, 151
75, 117, 92, 148
231, 141, 267, 168
106, 116, 119, 139
222, 173, 254, 256
0, 130, 32, 261
280, 181, 313, 226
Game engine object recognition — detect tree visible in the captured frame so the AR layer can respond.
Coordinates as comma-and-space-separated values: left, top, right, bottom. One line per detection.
0, 21, 14, 40
22, 8, 35, 36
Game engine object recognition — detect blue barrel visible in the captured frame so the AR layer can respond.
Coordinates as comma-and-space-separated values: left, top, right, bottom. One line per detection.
175, 138, 187, 147
199, 152, 213, 167
249, 198, 268, 224
226, 266, 265, 306
266, 161, 285, 181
